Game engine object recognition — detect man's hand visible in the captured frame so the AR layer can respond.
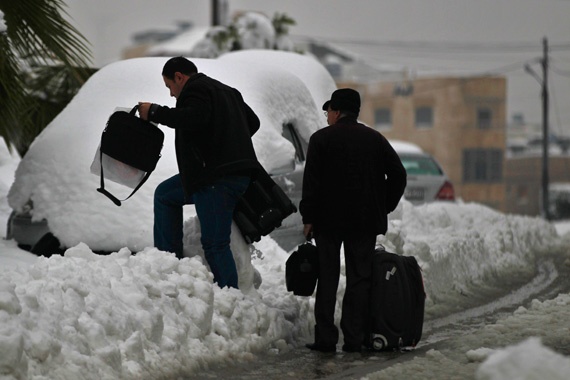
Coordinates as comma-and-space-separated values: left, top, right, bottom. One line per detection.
303, 224, 313, 241
138, 102, 151, 120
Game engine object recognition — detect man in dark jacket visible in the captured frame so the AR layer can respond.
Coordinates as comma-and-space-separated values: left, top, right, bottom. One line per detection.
300, 88, 406, 352
138, 57, 260, 289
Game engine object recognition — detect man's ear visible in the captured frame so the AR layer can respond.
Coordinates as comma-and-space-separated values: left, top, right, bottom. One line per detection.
174, 72, 184, 82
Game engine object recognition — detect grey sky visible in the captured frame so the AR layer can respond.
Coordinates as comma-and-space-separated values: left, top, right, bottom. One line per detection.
65, 0, 570, 127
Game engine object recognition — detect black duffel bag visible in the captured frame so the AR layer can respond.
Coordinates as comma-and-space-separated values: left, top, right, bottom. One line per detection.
94, 105, 164, 206
233, 162, 297, 244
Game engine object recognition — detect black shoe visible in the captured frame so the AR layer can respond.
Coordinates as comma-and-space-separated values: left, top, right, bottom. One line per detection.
305, 342, 336, 353
342, 343, 362, 353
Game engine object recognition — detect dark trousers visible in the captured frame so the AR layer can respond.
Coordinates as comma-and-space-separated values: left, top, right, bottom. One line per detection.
313, 232, 376, 347
154, 174, 249, 288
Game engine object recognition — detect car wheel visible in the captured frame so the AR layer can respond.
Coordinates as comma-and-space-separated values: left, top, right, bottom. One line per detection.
31, 233, 64, 257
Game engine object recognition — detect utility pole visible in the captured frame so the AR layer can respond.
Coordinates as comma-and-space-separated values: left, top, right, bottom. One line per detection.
212, 0, 220, 26
211, 0, 228, 26
541, 37, 550, 220
527, 38, 551, 220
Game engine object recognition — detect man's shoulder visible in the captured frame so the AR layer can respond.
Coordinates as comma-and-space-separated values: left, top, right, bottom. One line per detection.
186, 73, 212, 87
180, 73, 235, 100
310, 126, 333, 141
315, 122, 382, 138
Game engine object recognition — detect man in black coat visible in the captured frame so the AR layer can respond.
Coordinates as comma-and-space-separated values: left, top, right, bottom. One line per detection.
139, 57, 260, 289
300, 88, 406, 352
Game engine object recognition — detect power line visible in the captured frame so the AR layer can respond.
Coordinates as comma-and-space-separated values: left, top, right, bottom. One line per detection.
298, 35, 570, 77
296, 35, 570, 54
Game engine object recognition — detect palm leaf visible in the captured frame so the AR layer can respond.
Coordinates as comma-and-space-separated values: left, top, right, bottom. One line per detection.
0, 0, 93, 155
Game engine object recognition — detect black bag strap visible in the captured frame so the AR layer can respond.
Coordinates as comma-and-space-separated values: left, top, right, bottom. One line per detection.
96, 147, 153, 206
96, 104, 153, 207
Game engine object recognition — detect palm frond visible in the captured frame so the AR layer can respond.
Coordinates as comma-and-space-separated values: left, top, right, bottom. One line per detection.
0, 0, 93, 154
1, 0, 92, 67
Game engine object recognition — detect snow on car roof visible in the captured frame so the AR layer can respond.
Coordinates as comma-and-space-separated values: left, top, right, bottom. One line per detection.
390, 140, 425, 154
8, 51, 336, 251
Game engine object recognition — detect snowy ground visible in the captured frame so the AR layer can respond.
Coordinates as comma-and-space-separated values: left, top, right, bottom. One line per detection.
2, 139, 570, 380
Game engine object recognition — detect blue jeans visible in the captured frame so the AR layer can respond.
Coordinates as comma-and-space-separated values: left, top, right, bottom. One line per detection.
154, 174, 250, 288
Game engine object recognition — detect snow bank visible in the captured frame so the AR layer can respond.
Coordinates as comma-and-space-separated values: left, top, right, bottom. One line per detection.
384, 201, 556, 309
0, 238, 309, 380
1, 197, 562, 379
476, 337, 570, 380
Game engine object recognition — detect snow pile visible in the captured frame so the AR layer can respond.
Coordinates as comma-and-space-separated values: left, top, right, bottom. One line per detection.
476, 337, 570, 380
384, 201, 556, 310
235, 12, 276, 50
0, 239, 308, 380
0, 197, 565, 379
151, 11, 295, 59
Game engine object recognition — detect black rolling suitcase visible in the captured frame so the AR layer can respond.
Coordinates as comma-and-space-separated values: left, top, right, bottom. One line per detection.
233, 163, 297, 244
367, 248, 425, 351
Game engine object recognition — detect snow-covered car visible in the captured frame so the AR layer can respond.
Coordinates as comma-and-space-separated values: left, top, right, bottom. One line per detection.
391, 140, 455, 204
7, 50, 337, 255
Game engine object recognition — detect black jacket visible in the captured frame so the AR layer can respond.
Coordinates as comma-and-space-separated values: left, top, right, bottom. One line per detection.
300, 117, 407, 236
151, 73, 260, 196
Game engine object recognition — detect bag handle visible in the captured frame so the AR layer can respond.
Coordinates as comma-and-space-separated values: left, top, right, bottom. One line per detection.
129, 104, 139, 116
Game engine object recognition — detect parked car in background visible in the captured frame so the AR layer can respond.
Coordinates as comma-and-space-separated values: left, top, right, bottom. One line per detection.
390, 140, 455, 205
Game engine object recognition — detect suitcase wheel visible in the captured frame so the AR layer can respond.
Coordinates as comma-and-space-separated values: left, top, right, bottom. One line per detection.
371, 334, 388, 350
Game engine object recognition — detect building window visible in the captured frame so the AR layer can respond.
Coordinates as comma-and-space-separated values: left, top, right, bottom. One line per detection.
374, 108, 391, 129
477, 108, 492, 129
517, 185, 529, 205
463, 148, 503, 182
415, 106, 433, 128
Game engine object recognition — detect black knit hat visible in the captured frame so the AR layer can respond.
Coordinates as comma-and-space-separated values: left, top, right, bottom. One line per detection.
322, 88, 360, 116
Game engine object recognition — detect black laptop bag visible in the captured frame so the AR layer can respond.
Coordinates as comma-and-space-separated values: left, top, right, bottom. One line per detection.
96, 105, 164, 206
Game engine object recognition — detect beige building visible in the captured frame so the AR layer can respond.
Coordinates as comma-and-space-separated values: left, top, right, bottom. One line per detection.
339, 76, 508, 212
339, 75, 570, 217
506, 155, 570, 216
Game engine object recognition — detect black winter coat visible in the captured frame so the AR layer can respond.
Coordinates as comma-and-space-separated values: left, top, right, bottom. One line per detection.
151, 73, 260, 197
300, 117, 407, 236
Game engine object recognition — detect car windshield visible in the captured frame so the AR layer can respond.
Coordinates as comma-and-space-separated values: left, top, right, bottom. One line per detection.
399, 154, 443, 176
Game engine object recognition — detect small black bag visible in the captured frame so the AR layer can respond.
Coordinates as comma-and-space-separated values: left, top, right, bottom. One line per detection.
285, 241, 318, 296
233, 163, 297, 243
95, 105, 164, 206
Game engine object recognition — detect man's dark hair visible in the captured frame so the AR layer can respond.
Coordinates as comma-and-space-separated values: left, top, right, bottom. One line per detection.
162, 57, 198, 79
